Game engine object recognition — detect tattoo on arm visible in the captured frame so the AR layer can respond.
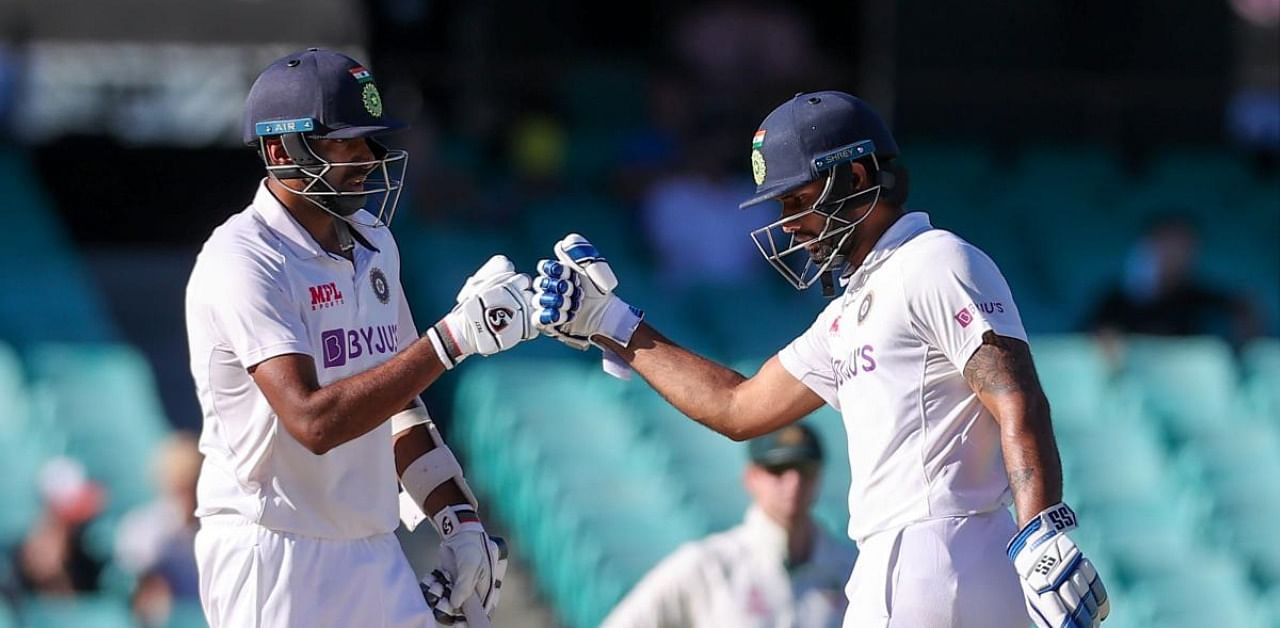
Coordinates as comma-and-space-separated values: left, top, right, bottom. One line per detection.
963, 331, 1063, 522
1008, 467, 1038, 494
962, 331, 1043, 396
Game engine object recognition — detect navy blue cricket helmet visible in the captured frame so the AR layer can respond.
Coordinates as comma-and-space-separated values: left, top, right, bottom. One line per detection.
243, 48, 408, 227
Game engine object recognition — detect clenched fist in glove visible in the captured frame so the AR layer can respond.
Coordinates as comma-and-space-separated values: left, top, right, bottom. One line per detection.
420, 508, 509, 627
1008, 502, 1110, 628
426, 255, 537, 369
532, 234, 644, 351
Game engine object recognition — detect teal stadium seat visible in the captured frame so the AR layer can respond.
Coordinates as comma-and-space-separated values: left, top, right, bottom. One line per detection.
26, 344, 170, 560
1118, 336, 1241, 440
17, 595, 136, 628
166, 599, 210, 628
1244, 338, 1280, 420
1129, 551, 1266, 628
1029, 335, 1129, 426
0, 602, 14, 628
0, 343, 41, 549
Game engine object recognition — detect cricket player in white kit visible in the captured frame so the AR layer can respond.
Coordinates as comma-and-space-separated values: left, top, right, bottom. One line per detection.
185, 49, 535, 627
531, 92, 1110, 628
603, 423, 856, 628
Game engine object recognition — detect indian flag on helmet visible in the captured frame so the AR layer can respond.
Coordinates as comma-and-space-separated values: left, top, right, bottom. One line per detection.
349, 66, 373, 83
752, 129, 766, 148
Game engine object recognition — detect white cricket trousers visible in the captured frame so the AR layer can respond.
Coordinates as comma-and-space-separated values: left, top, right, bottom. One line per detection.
843, 509, 1028, 628
195, 516, 433, 628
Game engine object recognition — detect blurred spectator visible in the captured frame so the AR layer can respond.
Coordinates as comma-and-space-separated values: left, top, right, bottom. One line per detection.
13, 456, 106, 596
1086, 213, 1261, 343
640, 123, 767, 290
602, 423, 855, 628
114, 432, 201, 627
670, 0, 828, 131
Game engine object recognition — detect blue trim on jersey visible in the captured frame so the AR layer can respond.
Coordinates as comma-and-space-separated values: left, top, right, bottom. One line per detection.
256, 117, 316, 137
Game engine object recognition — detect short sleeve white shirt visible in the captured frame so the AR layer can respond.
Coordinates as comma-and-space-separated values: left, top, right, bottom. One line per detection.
185, 181, 421, 539
778, 212, 1026, 543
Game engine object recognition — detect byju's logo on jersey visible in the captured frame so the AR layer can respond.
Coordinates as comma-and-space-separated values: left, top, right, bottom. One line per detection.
953, 301, 1006, 328
321, 324, 399, 368
833, 344, 877, 385
309, 282, 345, 310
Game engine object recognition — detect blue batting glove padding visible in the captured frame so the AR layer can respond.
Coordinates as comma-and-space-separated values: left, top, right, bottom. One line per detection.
539, 260, 564, 277
539, 277, 569, 293
538, 309, 562, 325
539, 293, 564, 309
563, 243, 602, 263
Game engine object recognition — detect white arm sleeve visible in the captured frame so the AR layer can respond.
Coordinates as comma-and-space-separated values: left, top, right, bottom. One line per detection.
905, 240, 1027, 370
207, 254, 311, 368
776, 301, 842, 409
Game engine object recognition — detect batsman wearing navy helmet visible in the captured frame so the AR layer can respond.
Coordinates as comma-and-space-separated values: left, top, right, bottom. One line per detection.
533, 91, 1109, 628
186, 48, 536, 628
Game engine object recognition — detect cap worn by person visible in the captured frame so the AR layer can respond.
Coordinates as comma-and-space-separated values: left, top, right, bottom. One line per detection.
748, 423, 824, 467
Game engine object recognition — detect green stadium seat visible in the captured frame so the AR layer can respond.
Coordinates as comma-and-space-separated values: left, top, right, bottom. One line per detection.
17, 595, 136, 628
1118, 336, 1242, 440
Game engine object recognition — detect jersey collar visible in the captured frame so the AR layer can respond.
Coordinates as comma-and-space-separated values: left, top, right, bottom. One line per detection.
251, 179, 326, 259
841, 211, 933, 286
250, 180, 383, 259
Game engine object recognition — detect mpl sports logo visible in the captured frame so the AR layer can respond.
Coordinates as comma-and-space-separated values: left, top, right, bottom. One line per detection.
321, 324, 399, 368
309, 282, 345, 311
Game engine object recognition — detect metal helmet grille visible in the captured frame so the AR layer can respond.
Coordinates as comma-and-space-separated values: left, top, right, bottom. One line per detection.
261, 135, 409, 228
749, 149, 883, 292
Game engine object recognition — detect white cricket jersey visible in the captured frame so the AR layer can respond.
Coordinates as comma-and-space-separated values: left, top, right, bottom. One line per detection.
602, 507, 856, 628
778, 212, 1026, 544
185, 181, 420, 539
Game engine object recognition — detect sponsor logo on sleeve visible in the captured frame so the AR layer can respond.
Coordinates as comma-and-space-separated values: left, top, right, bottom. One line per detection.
953, 301, 1005, 328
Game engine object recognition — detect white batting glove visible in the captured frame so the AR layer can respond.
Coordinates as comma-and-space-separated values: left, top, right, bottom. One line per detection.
426, 256, 537, 369
454, 255, 518, 304
1008, 502, 1110, 628
420, 507, 505, 624
533, 234, 644, 351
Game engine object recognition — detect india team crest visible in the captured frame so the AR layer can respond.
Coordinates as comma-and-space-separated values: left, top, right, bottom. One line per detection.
857, 291, 874, 324
362, 83, 383, 118
370, 267, 390, 304
751, 149, 767, 185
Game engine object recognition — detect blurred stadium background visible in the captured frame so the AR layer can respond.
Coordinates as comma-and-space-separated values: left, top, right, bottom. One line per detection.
1, 1, 1278, 627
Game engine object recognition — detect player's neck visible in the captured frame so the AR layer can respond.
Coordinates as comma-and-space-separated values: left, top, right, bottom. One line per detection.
842, 204, 905, 270
267, 178, 350, 258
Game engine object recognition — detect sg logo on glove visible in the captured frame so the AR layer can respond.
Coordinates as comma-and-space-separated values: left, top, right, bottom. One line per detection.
485, 307, 514, 333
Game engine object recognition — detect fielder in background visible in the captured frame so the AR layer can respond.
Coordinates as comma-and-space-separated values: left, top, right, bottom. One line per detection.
533, 91, 1109, 628
185, 48, 533, 628
603, 422, 855, 628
